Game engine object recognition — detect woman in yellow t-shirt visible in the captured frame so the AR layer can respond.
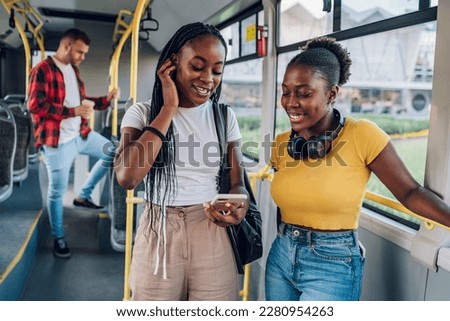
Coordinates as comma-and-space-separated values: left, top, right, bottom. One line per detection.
266, 36, 450, 301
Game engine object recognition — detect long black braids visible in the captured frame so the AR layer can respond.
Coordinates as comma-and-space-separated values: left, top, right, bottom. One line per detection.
145, 22, 228, 215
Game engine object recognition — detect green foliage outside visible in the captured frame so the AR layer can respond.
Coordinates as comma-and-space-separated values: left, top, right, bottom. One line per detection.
349, 113, 429, 135
365, 138, 427, 225
350, 114, 428, 226
237, 115, 262, 146
238, 112, 430, 147
275, 112, 430, 135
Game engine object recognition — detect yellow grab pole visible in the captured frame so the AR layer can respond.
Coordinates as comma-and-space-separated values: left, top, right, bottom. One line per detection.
239, 264, 251, 301
364, 191, 450, 231
240, 165, 272, 300
1, 0, 31, 96
1, 0, 46, 98
123, 0, 152, 301
16, 23, 30, 96
109, 10, 133, 139
109, 7, 134, 302
20, 2, 45, 61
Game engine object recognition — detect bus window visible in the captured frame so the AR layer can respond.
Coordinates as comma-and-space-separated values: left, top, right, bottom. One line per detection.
278, 0, 333, 47
221, 23, 240, 61
222, 10, 263, 61
240, 15, 257, 57
220, 10, 264, 160
275, 51, 297, 135
221, 59, 263, 161
339, 23, 435, 226
340, 0, 435, 31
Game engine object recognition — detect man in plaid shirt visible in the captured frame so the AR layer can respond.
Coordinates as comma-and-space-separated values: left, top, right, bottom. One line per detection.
28, 28, 119, 258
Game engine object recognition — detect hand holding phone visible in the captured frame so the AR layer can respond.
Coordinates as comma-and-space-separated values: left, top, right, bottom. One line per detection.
210, 194, 247, 214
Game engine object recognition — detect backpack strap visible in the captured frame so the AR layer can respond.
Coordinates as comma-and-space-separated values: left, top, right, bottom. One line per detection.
213, 102, 230, 192
213, 102, 228, 162
212, 102, 263, 273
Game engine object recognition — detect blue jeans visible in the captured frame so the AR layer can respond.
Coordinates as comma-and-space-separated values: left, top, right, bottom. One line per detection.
42, 132, 116, 239
265, 223, 365, 301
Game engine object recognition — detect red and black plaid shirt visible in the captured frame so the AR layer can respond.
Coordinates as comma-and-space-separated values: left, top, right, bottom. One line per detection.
27, 56, 110, 148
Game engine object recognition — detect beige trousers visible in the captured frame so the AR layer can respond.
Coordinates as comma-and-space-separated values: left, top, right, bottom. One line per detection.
129, 202, 239, 301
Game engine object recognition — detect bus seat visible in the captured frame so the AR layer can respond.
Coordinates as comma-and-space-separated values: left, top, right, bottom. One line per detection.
100, 100, 140, 251
109, 170, 145, 251
2, 100, 31, 184
24, 98, 38, 165
101, 102, 127, 142
3, 94, 26, 104
0, 101, 17, 202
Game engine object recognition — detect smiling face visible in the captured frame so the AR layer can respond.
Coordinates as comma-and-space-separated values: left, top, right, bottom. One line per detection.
281, 64, 338, 137
173, 34, 226, 107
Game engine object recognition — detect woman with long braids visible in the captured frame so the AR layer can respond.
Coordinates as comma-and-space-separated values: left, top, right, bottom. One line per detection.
114, 22, 249, 300
266, 36, 450, 300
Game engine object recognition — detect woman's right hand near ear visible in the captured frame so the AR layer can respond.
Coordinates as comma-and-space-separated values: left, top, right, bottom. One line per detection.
158, 58, 178, 117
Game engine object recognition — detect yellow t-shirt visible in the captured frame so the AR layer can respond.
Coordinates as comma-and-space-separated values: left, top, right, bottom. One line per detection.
270, 117, 390, 230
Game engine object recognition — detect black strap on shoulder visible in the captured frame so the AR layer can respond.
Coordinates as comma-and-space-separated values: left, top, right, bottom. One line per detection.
213, 101, 263, 274
213, 102, 228, 163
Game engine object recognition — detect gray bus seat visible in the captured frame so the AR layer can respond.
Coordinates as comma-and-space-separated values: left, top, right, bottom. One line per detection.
109, 170, 145, 251
0, 101, 17, 202
3, 94, 26, 104
2, 100, 31, 183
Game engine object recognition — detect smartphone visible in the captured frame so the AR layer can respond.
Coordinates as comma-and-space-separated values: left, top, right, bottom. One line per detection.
210, 194, 247, 213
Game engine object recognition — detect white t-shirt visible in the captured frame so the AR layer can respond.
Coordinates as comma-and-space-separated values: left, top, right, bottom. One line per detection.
120, 100, 241, 205
52, 56, 81, 144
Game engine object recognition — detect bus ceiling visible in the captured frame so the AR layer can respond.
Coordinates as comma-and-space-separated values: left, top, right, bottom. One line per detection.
0, 0, 261, 51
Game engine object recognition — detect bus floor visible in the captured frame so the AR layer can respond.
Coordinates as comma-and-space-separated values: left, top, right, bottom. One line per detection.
21, 173, 125, 301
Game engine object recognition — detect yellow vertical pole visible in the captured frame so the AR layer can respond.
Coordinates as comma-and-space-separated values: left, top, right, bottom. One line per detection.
1, 1, 31, 96
109, 9, 133, 140
16, 23, 30, 96
1, 0, 45, 98
240, 264, 251, 301
123, 0, 151, 301
243, 165, 272, 301
109, 8, 135, 302
27, 5, 45, 61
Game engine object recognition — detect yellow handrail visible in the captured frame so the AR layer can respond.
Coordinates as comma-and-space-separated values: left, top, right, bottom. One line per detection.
112, 10, 133, 44
364, 191, 450, 230
239, 264, 251, 301
238, 165, 273, 301
120, 0, 152, 301
1, 0, 45, 97
108, 0, 150, 301
109, 9, 133, 134
109, 12, 133, 139
17, 2, 44, 60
